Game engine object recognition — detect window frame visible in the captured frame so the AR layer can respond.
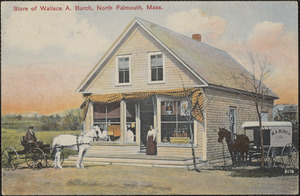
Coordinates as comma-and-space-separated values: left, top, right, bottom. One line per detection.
115, 55, 132, 86
229, 106, 237, 140
148, 52, 165, 84
158, 97, 197, 147
93, 102, 122, 142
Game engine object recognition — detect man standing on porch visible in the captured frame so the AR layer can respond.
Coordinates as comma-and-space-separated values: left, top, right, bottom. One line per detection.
146, 125, 157, 155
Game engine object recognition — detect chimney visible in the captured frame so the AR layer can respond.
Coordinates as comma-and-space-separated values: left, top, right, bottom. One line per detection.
192, 34, 201, 42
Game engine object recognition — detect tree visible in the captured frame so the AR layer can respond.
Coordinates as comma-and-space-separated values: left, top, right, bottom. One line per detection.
62, 110, 83, 130
178, 75, 214, 172
179, 78, 201, 172
231, 50, 275, 167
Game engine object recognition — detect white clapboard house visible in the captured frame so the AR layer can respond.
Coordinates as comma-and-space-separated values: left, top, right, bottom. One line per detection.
75, 17, 278, 167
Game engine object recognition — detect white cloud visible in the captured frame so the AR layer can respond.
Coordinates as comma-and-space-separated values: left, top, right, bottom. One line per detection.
165, 9, 227, 41
165, 9, 298, 104
2, 4, 111, 58
244, 21, 298, 104
246, 21, 298, 67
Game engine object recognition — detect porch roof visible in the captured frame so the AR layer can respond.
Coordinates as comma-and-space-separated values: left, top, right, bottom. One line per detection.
81, 87, 204, 124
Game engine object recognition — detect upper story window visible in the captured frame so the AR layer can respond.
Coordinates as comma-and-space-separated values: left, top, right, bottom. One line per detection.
116, 55, 131, 85
148, 52, 165, 83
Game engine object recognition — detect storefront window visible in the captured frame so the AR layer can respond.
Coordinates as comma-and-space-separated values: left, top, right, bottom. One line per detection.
93, 102, 121, 141
161, 100, 193, 144
125, 102, 136, 142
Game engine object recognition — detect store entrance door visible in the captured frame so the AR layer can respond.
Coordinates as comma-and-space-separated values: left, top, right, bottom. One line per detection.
140, 98, 154, 149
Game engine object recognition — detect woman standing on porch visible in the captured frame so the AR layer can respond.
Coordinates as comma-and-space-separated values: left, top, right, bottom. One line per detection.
146, 125, 157, 155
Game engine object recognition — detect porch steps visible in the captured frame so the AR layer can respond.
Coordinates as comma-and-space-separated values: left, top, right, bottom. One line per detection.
87, 144, 141, 155
64, 143, 204, 169
139, 143, 146, 153
64, 154, 204, 169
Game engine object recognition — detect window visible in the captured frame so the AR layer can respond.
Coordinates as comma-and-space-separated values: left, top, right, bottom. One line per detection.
93, 102, 121, 142
229, 107, 236, 140
125, 101, 136, 143
149, 53, 164, 82
117, 56, 130, 84
161, 100, 193, 145
261, 112, 268, 122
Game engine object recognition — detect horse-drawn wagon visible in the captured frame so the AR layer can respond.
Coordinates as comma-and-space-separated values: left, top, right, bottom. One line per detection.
1, 137, 64, 171
2, 127, 101, 170
242, 121, 298, 168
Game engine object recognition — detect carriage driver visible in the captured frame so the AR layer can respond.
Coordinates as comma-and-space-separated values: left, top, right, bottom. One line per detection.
24, 126, 43, 148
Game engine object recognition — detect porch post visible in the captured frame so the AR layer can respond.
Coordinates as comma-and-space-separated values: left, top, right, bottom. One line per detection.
84, 101, 94, 132
203, 99, 207, 161
136, 103, 141, 146
120, 100, 126, 142
90, 102, 94, 131
157, 96, 161, 143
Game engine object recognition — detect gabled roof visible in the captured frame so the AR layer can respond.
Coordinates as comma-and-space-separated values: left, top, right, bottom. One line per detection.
77, 17, 278, 99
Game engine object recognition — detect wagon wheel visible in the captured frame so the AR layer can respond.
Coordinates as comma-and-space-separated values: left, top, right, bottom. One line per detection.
234, 152, 243, 167
281, 143, 298, 168
265, 147, 279, 167
1, 147, 19, 171
46, 149, 64, 167
25, 148, 45, 170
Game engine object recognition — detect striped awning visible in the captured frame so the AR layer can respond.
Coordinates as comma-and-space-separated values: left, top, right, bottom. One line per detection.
80, 87, 204, 124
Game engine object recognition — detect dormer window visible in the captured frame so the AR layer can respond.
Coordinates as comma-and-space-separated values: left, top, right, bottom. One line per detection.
148, 52, 165, 83
116, 55, 131, 85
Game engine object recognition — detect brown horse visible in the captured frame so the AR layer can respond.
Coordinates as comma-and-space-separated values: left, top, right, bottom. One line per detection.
218, 127, 250, 166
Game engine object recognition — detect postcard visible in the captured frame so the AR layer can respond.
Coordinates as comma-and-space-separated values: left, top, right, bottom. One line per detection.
1, 1, 298, 195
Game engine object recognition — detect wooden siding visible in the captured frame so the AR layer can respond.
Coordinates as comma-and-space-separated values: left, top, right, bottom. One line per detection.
86, 25, 203, 94
203, 88, 274, 160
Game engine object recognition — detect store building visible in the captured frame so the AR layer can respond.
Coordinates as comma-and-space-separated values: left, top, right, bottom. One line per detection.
77, 17, 278, 161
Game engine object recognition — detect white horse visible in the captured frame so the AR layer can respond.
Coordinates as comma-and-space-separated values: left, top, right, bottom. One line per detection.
95, 126, 109, 141
52, 126, 100, 169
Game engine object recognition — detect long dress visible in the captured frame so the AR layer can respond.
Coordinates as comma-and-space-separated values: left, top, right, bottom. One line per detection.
146, 135, 157, 155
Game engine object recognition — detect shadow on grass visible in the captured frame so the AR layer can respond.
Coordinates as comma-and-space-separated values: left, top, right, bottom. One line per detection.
231, 167, 299, 178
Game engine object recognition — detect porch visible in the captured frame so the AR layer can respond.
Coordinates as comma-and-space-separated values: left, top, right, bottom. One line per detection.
64, 142, 204, 169
65, 154, 204, 169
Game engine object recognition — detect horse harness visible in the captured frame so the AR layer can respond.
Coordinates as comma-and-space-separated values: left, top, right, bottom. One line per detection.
75, 134, 97, 152
53, 132, 98, 153
228, 138, 236, 146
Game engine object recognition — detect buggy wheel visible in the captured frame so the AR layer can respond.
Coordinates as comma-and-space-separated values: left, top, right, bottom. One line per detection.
281, 143, 298, 168
1, 147, 19, 171
46, 149, 64, 167
234, 152, 243, 167
26, 148, 45, 170
266, 147, 279, 167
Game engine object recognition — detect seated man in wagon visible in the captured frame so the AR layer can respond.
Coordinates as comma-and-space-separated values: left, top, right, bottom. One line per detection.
24, 126, 43, 148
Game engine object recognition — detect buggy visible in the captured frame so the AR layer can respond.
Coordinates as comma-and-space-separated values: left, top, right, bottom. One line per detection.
1, 136, 64, 171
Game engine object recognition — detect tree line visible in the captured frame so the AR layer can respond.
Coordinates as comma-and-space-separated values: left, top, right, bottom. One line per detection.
2, 109, 83, 131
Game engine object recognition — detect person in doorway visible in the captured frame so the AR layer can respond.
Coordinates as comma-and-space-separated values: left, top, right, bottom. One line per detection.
126, 124, 134, 142
126, 129, 134, 142
146, 125, 157, 155
24, 126, 43, 148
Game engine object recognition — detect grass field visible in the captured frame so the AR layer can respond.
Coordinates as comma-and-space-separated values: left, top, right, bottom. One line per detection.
1, 118, 43, 131
1, 128, 82, 166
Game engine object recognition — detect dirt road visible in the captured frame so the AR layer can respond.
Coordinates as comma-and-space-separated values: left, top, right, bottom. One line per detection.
2, 164, 298, 195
